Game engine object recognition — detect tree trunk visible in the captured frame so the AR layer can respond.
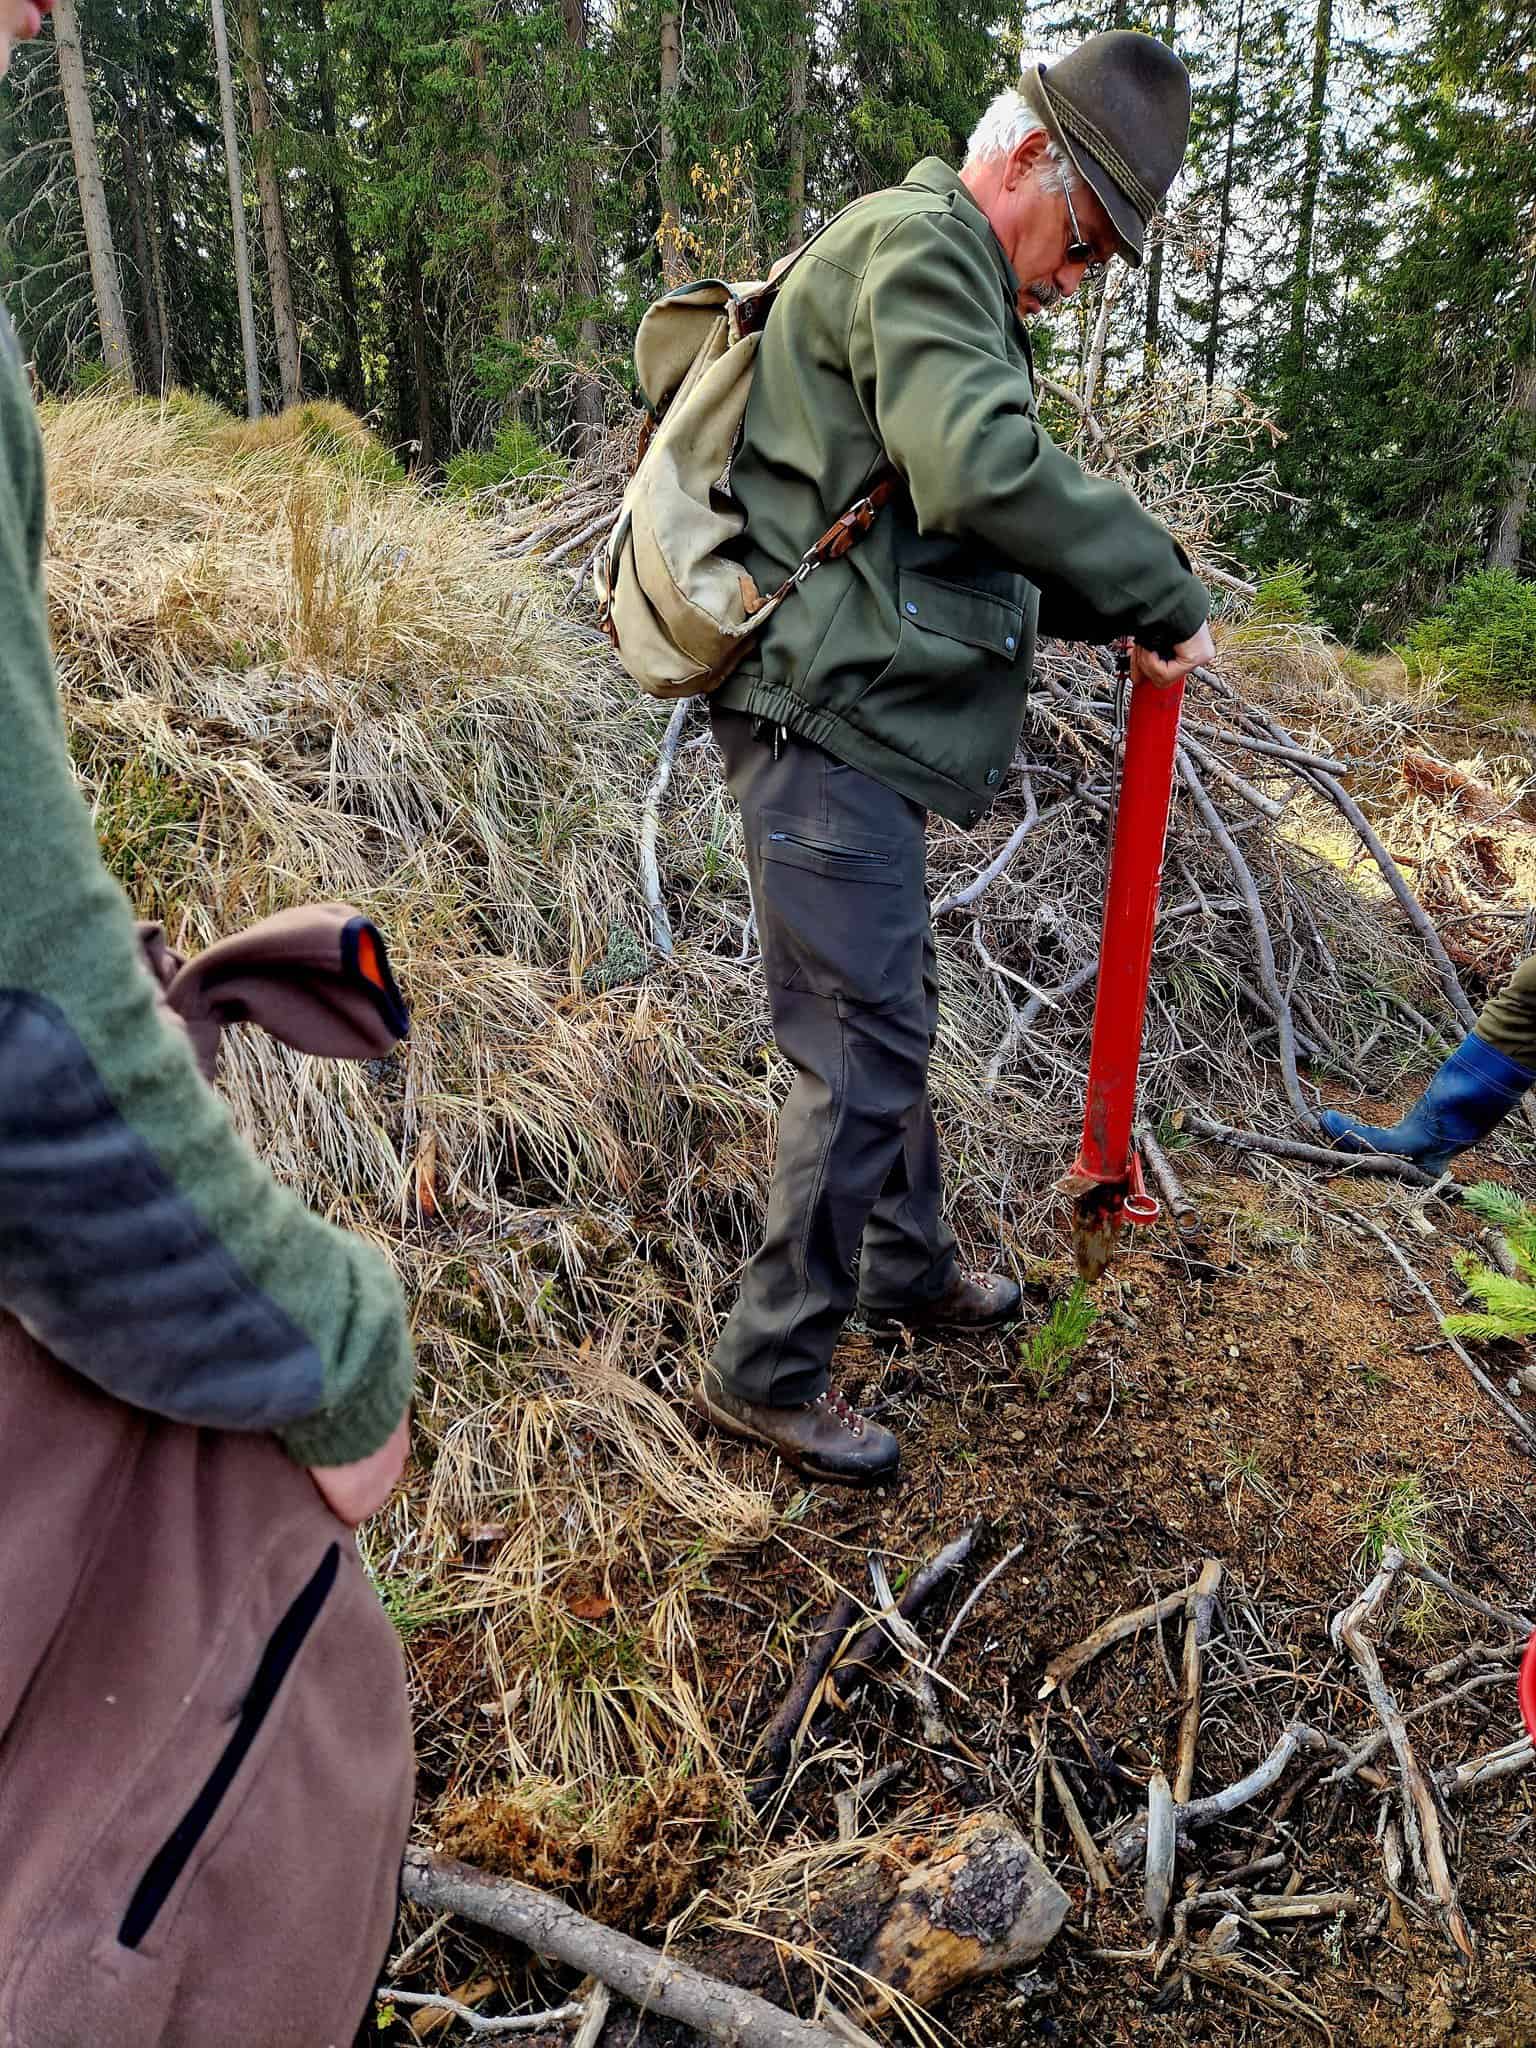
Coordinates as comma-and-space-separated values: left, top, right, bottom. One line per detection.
1287, 0, 1333, 373
208, 0, 264, 418
51, 0, 133, 380
465, 12, 518, 347
1489, 350, 1536, 570
407, 233, 435, 470
300, 0, 364, 413
118, 111, 162, 386
658, 6, 687, 288
786, 13, 808, 249
1203, 0, 1245, 391
1141, 0, 1177, 377
134, 99, 177, 387
586, 1816, 1069, 2046
238, 0, 302, 406
563, 0, 604, 442
140, 2, 181, 388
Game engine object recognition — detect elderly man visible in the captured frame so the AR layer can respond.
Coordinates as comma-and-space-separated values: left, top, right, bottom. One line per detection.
694, 33, 1216, 1486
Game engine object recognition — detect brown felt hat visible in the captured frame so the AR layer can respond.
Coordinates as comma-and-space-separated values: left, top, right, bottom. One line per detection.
1019, 32, 1192, 268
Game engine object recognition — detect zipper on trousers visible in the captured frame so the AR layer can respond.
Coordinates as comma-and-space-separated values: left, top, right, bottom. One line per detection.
767, 831, 891, 870
117, 1543, 341, 1950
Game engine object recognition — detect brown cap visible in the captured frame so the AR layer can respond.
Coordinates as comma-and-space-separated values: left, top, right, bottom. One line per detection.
1019, 32, 1192, 268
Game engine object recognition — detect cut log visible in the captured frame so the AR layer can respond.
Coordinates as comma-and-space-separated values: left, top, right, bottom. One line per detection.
588, 1815, 1069, 2046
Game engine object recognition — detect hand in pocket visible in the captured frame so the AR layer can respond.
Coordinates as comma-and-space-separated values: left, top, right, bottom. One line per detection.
308, 1411, 411, 1526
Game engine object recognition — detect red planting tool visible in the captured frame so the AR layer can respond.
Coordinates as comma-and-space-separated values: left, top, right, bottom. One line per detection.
1521, 1631, 1536, 1746
1064, 642, 1187, 1281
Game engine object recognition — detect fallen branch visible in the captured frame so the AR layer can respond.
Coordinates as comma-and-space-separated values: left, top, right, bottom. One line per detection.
1178, 752, 1313, 1128
1181, 1114, 1443, 1188
1040, 1579, 1204, 1699
1329, 1551, 1474, 1959
639, 700, 690, 957
1175, 1560, 1224, 1802
402, 1850, 850, 2048
839, 1528, 979, 1678
749, 1590, 860, 1800
1109, 1724, 1329, 1873
1137, 1126, 1202, 1241
380, 1988, 584, 2036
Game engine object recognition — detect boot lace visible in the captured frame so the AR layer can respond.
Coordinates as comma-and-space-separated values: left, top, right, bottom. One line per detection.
814, 1387, 865, 1438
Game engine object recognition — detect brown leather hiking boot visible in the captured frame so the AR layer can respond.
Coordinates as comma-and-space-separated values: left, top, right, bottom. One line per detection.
862, 1267, 1023, 1332
691, 1375, 899, 1487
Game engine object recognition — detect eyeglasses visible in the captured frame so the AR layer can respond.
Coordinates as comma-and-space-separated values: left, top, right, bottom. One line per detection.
1061, 180, 1107, 276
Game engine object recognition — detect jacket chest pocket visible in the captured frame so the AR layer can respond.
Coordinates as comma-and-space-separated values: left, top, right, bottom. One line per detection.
891, 570, 1025, 660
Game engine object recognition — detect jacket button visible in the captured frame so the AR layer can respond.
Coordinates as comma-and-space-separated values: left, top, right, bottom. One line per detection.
904, 601, 919, 616
986, 768, 1000, 786
1004, 635, 1016, 653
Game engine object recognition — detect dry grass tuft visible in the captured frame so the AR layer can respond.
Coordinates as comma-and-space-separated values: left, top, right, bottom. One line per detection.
44, 391, 1535, 1948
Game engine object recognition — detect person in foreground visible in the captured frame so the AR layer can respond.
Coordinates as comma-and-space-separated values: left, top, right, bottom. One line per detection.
0, 6, 416, 2041
1322, 957, 1536, 1169
695, 33, 1217, 1487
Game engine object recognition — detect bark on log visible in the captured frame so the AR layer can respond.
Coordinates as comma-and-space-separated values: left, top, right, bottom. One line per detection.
587, 1815, 1069, 2046
401, 1850, 845, 2048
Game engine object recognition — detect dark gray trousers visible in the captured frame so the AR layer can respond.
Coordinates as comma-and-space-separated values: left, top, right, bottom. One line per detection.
711, 706, 958, 1407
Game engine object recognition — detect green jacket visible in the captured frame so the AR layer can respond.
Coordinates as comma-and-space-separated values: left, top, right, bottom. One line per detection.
715, 158, 1209, 827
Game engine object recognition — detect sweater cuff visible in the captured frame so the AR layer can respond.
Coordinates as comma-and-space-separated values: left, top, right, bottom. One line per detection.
276, 1326, 414, 1467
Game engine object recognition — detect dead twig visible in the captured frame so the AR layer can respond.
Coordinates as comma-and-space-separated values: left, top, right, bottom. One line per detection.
1040, 1577, 1209, 1699
639, 700, 690, 957
1142, 1770, 1176, 1935
1177, 752, 1313, 1128
1442, 1737, 1535, 1797
1330, 1550, 1474, 1960
571, 1984, 612, 2048
1045, 1746, 1113, 1897
1175, 1560, 1224, 1802
1399, 1561, 1535, 1637
1109, 1724, 1329, 1873
380, 1989, 584, 2036
933, 1541, 1029, 1669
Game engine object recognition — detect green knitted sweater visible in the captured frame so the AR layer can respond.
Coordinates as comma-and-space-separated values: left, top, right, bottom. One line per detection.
0, 314, 413, 1466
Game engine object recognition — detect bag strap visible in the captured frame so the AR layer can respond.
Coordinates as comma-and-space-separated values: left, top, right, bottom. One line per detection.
700, 467, 901, 689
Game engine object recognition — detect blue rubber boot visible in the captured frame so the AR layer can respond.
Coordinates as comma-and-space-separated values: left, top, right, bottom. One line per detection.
1320, 1033, 1534, 1172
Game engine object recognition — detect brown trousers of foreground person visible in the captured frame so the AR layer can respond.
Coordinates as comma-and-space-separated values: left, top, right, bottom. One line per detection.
0, 910, 415, 2048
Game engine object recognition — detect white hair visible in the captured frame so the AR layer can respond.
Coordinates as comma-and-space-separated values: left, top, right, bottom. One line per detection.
962, 78, 1078, 195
